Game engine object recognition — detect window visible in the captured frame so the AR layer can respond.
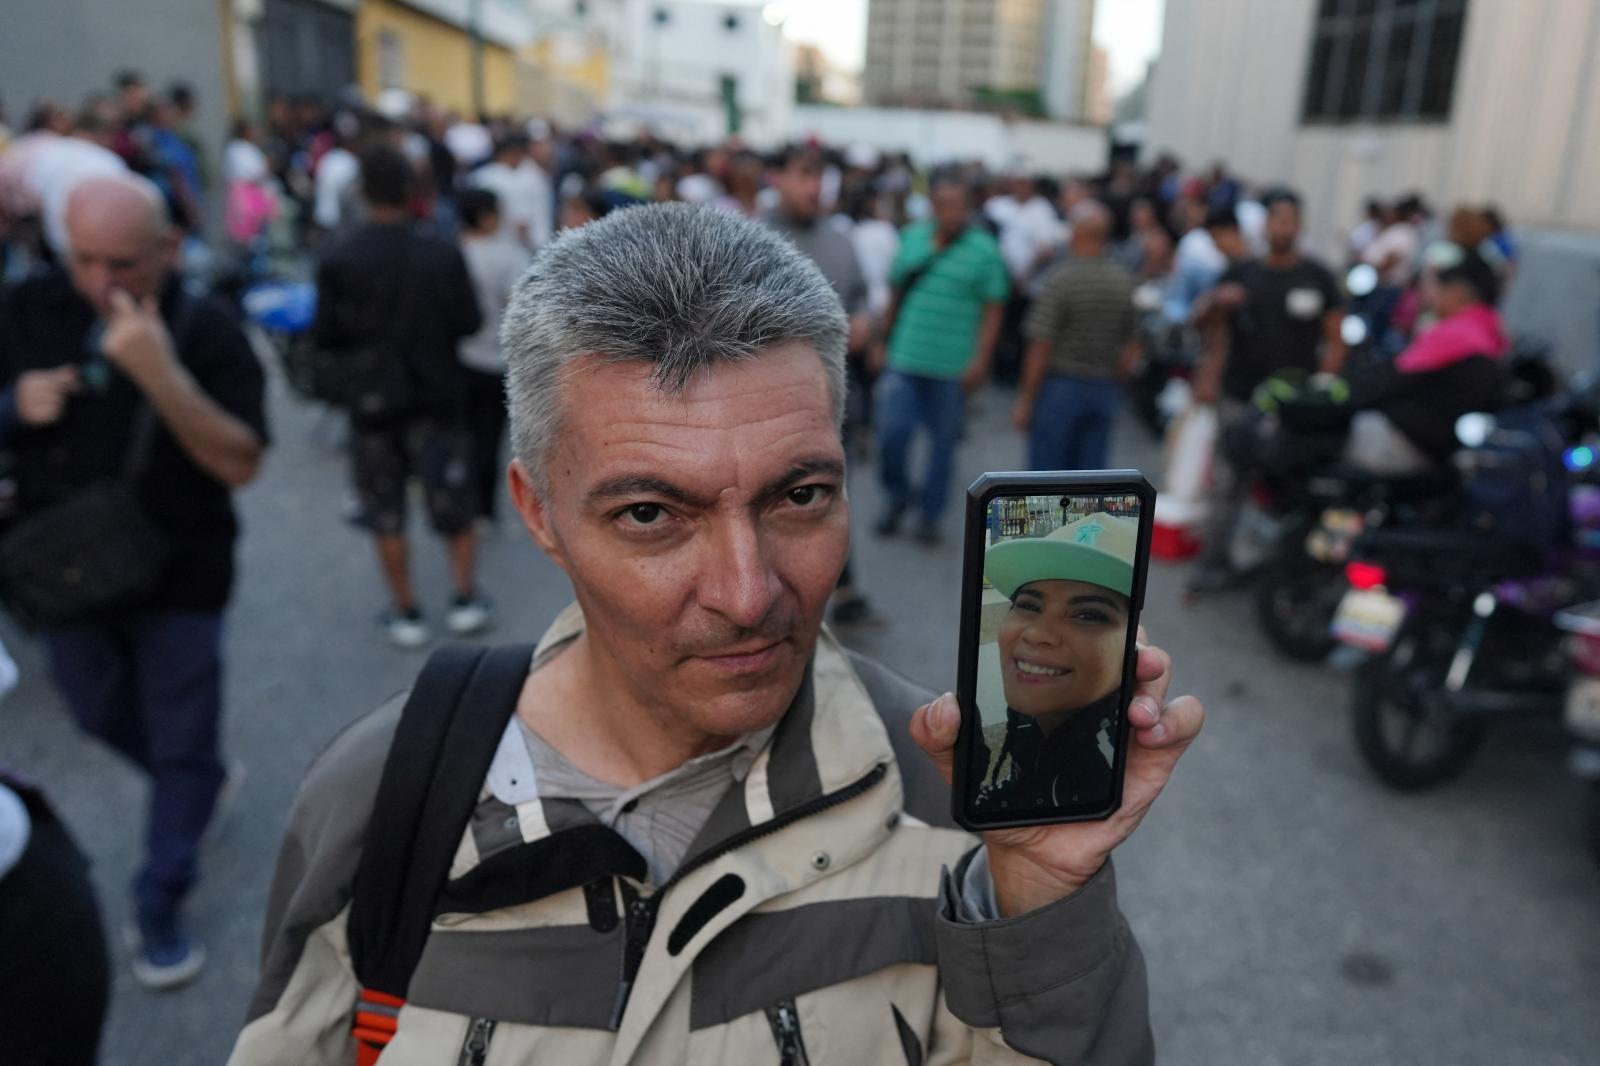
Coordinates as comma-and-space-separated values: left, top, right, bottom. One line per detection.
1302, 0, 1469, 123
376, 28, 405, 91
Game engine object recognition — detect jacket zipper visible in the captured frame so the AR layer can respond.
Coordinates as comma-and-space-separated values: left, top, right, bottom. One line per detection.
607, 761, 889, 1025
765, 999, 812, 1066
457, 1017, 495, 1066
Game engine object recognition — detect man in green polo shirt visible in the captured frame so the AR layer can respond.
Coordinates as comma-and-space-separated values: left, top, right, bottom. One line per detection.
872, 174, 1010, 544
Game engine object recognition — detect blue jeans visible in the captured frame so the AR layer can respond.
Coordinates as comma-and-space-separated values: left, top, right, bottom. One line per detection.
45, 612, 226, 921
875, 370, 964, 525
1028, 375, 1123, 472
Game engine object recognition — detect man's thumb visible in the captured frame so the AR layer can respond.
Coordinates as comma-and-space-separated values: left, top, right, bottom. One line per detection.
108, 288, 136, 316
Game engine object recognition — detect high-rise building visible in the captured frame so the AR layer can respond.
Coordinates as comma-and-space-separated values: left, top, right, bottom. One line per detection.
864, 0, 1099, 120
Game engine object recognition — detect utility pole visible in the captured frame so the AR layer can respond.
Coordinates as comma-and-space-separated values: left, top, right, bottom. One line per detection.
469, 0, 486, 116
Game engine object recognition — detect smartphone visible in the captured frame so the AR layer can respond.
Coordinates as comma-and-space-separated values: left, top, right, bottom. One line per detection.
952, 471, 1156, 831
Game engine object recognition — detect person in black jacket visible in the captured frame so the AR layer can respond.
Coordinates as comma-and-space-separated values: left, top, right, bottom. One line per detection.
0, 173, 267, 989
314, 145, 485, 647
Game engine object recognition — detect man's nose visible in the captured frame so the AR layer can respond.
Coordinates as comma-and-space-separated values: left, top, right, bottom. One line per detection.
697, 517, 782, 631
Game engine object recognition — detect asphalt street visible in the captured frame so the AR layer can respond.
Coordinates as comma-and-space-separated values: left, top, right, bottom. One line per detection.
4, 356, 1598, 1066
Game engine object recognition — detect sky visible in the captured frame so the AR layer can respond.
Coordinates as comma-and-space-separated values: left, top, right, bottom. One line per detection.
782, 0, 1166, 98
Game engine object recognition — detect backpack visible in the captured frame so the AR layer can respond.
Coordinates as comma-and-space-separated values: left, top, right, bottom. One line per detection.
346, 643, 534, 1066
1458, 401, 1570, 563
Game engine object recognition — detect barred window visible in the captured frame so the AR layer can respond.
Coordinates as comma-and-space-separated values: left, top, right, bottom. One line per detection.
1302, 0, 1468, 123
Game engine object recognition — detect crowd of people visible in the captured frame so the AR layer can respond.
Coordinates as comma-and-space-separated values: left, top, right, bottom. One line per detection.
0, 71, 1523, 1063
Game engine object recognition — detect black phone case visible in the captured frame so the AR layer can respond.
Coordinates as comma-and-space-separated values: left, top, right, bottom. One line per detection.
952, 471, 1157, 832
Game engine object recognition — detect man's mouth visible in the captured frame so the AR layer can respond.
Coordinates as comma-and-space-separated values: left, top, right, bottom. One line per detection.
697, 640, 786, 671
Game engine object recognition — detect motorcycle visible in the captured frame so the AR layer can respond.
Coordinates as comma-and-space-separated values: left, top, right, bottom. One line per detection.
1552, 591, 1600, 865
1331, 389, 1600, 790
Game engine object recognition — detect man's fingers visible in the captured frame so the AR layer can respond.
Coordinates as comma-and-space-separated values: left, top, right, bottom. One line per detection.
108, 288, 137, 317
52, 366, 82, 392
139, 294, 160, 318
908, 692, 959, 787
1132, 693, 1204, 750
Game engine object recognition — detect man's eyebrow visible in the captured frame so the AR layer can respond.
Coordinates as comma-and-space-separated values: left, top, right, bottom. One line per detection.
586, 475, 714, 509
753, 457, 847, 505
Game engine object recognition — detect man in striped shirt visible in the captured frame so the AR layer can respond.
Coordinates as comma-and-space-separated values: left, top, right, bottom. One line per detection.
1014, 201, 1140, 472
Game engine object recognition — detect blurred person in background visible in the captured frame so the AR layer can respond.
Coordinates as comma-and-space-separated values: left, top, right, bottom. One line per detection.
0, 767, 110, 1065
718, 148, 765, 216
558, 187, 613, 231
167, 82, 209, 195
1188, 188, 1344, 594
456, 186, 530, 528
994, 173, 1066, 384
313, 145, 486, 647
764, 143, 879, 627
1014, 201, 1140, 472
467, 133, 542, 249
311, 112, 360, 235
1348, 197, 1385, 265
223, 119, 279, 250
0, 173, 267, 988
872, 173, 1009, 544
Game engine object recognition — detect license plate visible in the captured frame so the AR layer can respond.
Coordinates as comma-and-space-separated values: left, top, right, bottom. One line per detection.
1565, 676, 1600, 740
1332, 589, 1408, 653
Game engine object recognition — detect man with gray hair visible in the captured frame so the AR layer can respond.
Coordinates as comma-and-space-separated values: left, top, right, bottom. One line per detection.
0, 173, 268, 989
231, 203, 1202, 1065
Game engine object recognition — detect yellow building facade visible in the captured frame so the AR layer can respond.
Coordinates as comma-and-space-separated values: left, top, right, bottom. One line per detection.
356, 0, 520, 116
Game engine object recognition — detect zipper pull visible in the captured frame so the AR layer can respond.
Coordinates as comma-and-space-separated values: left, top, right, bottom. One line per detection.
609, 893, 660, 1029
766, 1000, 810, 1066
457, 1017, 495, 1066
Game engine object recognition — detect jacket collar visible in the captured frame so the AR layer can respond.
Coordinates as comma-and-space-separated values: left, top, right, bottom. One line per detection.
467, 603, 899, 871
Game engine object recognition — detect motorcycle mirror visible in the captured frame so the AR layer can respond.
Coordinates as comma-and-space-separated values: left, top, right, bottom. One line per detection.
1346, 263, 1380, 297
1455, 412, 1496, 448
1340, 315, 1369, 346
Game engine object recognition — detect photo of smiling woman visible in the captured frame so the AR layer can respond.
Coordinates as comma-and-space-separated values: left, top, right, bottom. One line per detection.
974, 507, 1138, 812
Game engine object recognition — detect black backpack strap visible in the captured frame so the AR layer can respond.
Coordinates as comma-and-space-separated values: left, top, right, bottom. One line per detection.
348, 642, 535, 998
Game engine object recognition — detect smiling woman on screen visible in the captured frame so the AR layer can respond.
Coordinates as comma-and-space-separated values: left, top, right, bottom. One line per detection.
977, 513, 1136, 810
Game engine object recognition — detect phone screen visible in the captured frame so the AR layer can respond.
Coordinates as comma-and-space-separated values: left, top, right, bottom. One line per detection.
957, 477, 1152, 828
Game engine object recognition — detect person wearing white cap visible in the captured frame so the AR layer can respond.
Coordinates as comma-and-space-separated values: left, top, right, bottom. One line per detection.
978, 512, 1138, 811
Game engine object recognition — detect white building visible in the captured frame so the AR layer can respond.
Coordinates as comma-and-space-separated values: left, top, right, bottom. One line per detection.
864, 0, 1099, 122
607, 0, 795, 147
1146, 0, 1600, 251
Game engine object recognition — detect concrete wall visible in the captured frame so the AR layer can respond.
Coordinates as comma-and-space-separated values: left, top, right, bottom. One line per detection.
790, 105, 1107, 173
1146, 0, 1600, 254
0, 0, 230, 194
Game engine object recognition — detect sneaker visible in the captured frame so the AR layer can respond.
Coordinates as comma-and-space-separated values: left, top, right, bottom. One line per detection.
126, 910, 205, 991
382, 607, 431, 649
830, 594, 886, 628
446, 595, 492, 636
200, 759, 247, 856
873, 507, 905, 538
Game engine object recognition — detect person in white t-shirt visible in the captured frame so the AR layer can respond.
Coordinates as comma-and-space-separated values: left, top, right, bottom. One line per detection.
1362, 201, 1422, 289
467, 134, 552, 253
312, 129, 359, 233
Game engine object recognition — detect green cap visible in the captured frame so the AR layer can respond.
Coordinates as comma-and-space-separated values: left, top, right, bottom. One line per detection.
985, 512, 1137, 599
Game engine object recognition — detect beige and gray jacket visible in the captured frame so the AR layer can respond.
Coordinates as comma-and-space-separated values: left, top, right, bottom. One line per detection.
229, 608, 1153, 1065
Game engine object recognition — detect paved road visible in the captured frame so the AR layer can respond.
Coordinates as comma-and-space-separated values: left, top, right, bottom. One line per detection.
4, 358, 1598, 1065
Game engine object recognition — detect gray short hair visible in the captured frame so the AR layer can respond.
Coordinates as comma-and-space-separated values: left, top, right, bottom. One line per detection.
501, 203, 848, 491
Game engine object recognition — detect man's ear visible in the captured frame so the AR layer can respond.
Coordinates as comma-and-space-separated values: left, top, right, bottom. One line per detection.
509, 458, 567, 571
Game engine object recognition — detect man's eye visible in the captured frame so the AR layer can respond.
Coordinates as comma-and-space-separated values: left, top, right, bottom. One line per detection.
788, 485, 829, 507
623, 503, 664, 525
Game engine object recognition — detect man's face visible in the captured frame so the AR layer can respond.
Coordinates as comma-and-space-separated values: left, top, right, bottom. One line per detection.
931, 184, 969, 234
513, 345, 850, 740
774, 160, 824, 220
1266, 201, 1301, 255
1209, 225, 1247, 261
65, 198, 174, 317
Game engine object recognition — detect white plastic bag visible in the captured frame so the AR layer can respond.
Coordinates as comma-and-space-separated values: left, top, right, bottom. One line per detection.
1162, 403, 1218, 505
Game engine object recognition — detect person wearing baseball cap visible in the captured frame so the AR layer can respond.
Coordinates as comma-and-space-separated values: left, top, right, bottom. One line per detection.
977, 512, 1137, 811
